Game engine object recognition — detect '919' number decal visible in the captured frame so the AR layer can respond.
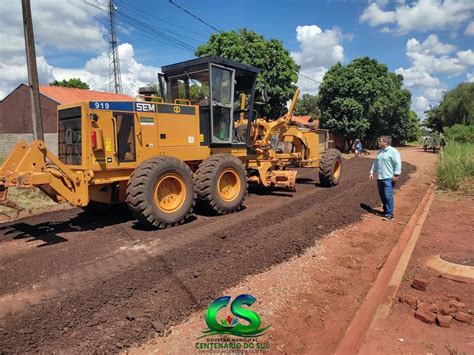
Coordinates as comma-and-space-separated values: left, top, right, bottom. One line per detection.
94, 102, 109, 110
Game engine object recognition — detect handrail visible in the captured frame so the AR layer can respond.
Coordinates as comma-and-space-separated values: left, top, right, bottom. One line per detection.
135, 95, 164, 103
173, 99, 191, 105
111, 116, 118, 155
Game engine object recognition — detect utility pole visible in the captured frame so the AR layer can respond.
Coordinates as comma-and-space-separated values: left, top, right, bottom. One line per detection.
108, 0, 123, 94
21, 0, 44, 141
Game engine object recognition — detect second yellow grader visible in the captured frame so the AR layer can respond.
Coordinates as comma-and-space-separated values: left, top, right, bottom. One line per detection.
0, 56, 342, 228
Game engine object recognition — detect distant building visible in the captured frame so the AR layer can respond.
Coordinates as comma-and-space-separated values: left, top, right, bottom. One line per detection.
0, 84, 131, 156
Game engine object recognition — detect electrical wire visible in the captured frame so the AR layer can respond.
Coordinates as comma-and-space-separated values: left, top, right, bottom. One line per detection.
81, 1, 196, 53
116, 0, 209, 40
299, 72, 322, 84
168, 0, 221, 33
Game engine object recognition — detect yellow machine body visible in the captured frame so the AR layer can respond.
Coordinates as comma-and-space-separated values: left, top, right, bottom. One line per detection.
0, 56, 340, 228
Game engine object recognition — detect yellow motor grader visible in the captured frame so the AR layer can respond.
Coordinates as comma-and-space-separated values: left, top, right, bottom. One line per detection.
0, 56, 341, 228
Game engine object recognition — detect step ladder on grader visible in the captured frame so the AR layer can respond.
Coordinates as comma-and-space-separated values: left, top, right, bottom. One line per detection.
0, 56, 342, 228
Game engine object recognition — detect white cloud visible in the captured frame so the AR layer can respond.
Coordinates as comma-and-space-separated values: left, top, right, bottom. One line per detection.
465, 21, 474, 36
413, 96, 430, 110
404, 35, 472, 76
395, 66, 441, 88
406, 34, 455, 56
0, 1, 159, 99
360, 3, 395, 26
291, 25, 345, 94
412, 96, 431, 117
457, 50, 474, 66
296, 67, 327, 95
360, 0, 474, 33
466, 72, 474, 82
396, 33, 474, 119
53, 43, 160, 96
0, 0, 109, 98
423, 87, 445, 101
292, 25, 344, 68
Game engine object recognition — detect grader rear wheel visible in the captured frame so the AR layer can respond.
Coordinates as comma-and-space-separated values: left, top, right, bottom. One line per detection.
195, 154, 247, 214
319, 148, 342, 187
126, 156, 195, 228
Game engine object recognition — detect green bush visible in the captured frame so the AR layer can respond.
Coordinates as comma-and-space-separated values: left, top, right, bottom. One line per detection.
438, 142, 474, 191
444, 124, 474, 143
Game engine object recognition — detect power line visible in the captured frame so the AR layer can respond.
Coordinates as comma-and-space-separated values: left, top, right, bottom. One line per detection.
116, 0, 209, 40
299, 72, 322, 84
168, 0, 221, 33
115, 11, 196, 52
114, 5, 203, 46
82, 1, 196, 53
115, 17, 195, 53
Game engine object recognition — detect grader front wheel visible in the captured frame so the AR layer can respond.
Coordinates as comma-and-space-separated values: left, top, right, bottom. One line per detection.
319, 149, 342, 187
195, 154, 247, 214
126, 157, 195, 228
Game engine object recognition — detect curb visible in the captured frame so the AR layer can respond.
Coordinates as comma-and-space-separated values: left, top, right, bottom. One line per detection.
334, 185, 435, 355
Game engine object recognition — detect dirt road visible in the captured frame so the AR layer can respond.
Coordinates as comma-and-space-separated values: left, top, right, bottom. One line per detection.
0, 155, 415, 352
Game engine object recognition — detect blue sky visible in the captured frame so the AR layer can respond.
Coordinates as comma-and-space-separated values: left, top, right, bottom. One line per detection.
1, 0, 473, 118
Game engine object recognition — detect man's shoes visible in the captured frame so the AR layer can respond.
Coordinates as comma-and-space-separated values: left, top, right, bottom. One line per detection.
376, 212, 386, 217
382, 214, 394, 221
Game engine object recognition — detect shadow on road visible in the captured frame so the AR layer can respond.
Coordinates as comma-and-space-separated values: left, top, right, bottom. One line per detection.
360, 203, 384, 215
0, 206, 133, 247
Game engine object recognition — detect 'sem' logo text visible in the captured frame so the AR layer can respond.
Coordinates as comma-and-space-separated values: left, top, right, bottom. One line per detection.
135, 102, 156, 112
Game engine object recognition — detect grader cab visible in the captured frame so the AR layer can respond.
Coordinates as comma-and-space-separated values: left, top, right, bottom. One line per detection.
0, 56, 342, 228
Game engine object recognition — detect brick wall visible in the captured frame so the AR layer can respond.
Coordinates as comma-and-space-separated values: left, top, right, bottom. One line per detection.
0, 133, 58, 158
0, 84, 58, 134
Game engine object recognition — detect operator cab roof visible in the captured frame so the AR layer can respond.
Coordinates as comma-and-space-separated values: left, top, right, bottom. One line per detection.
161, 56, 261, 77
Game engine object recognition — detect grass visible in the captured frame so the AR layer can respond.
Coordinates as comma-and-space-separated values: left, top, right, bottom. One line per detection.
0, 156, 57, 218
437, 142, 474, 192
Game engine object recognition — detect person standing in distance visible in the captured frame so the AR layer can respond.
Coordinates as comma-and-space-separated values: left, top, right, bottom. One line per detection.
369, 136, 401, 221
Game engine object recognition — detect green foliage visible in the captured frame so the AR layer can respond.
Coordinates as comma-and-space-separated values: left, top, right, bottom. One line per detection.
439, 83, 474, 127
426, 83, 474, 131
401, 110, 421, 143
438, 142, 474, 191
195, 29, 299, 118
444, 124, 474, 143
293, 94, 320, 120
317, 57, 412, 147
50, 78, 90, 89
424, 106, 443, 132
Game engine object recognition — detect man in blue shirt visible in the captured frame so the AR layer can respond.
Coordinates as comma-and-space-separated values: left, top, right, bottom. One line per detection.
369, 136, 401, 221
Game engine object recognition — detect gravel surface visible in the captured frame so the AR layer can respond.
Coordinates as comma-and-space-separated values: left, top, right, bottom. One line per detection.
0, 158, 414, 352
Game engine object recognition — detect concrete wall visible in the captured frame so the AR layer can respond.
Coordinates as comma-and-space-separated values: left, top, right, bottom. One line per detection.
0, 133, 58, 158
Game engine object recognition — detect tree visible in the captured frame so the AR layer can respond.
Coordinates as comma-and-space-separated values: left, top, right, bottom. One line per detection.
317, 57, 412, 148
424, 106, 443, 132
50, 78, 90, 89
400, 110, 421, 144
195, 29, 299, 118
293, 94, 319, 120
426, 83, 474, 132
439, 83, 473, 127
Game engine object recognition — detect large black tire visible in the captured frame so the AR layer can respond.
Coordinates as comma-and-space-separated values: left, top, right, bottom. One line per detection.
195, 154, 248, 214
319, 148, 342, 187
126, 157, 195, 228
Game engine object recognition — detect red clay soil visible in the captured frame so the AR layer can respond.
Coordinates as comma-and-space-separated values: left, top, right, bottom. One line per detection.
132, 148, 438, 354
360, 192, 474, 354
0, 156, 416, 353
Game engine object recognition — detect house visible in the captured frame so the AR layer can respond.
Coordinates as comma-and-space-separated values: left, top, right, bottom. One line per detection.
0, 84, 131, 156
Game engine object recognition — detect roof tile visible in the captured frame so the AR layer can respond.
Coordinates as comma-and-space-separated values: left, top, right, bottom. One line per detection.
39, 85, 132, 104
